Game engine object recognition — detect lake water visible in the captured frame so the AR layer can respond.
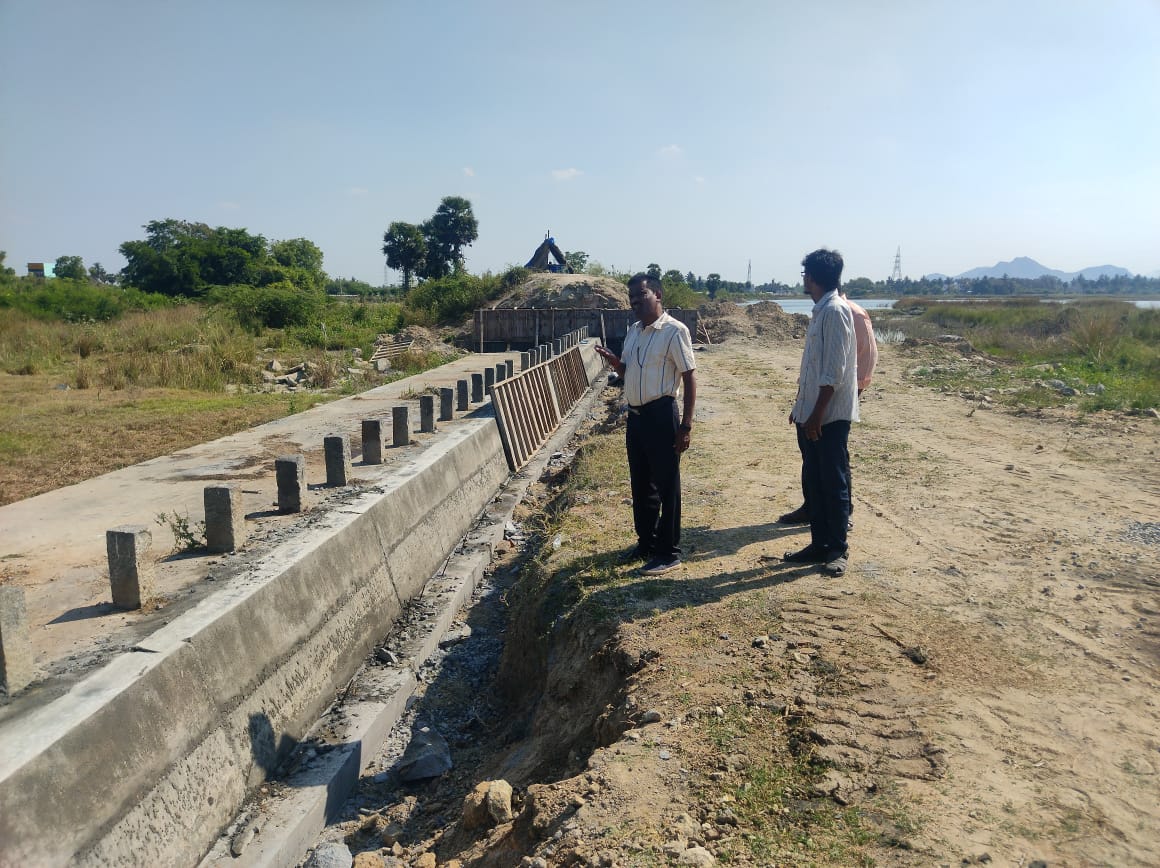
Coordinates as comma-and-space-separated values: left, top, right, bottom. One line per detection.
743, 297, 898, 316
743, 297, 1159, 315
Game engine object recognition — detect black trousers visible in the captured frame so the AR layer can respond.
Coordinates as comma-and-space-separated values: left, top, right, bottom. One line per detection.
626, 397, 682, 559
797, 420, 851, 556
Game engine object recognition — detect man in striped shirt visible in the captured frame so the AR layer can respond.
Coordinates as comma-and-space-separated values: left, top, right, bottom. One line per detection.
782, 249, 859, 577
595, 273, 697, 576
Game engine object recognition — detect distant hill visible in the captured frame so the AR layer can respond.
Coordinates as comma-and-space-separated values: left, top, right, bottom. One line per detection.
923, 257, 1134, 282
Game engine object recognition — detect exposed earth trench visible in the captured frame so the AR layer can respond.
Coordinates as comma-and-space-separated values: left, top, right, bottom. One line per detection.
224, 336, 1157, 867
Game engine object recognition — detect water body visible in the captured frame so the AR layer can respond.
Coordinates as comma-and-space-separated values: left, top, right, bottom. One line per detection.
743, 297, 898, 316
743, 297, 1159, 315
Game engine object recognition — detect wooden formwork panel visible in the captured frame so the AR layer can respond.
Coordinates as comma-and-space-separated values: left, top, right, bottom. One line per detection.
490, 340, 591, 472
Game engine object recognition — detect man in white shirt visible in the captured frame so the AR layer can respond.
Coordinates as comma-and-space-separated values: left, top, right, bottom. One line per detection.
595, 274, 697, 575
783, 249, 858, 577
778, 287, 877, 527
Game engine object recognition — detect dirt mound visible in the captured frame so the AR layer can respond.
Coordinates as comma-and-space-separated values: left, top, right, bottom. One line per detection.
494, 274, 630, 310
697, 299, 807, 344
378, 325, 466, 357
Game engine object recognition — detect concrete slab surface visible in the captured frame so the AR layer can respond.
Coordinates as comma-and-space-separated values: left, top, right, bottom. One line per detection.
0, 353, 520, 703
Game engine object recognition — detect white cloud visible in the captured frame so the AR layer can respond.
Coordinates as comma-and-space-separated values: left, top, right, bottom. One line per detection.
463, 167, 475, 177
659, 144, 683, 158
347, 186, 369, 196
551, 168, 582, 181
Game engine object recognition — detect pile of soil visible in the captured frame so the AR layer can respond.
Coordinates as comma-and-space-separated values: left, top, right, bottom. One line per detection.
376, 325, 467, 357
492, 274, 631, 310
697, 300, 807, 344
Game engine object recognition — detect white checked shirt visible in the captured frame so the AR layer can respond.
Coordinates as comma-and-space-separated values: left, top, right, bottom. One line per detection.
622, 311, 696, 407
791, 290, 859, 425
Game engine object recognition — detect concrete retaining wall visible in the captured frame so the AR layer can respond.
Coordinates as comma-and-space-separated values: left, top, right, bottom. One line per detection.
0, 420, 510, 867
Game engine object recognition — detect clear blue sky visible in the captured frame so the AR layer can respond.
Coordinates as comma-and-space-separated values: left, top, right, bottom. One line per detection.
3, 0, 1158, 286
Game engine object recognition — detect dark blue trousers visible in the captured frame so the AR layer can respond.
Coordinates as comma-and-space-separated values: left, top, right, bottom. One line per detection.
797, 420, 851, 557
626, 397, 681, 559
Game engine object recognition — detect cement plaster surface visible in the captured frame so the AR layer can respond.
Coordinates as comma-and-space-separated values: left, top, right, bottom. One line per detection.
0, 353, 518, 694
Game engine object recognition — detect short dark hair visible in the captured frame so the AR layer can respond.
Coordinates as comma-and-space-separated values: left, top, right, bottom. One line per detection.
801, 249, 844, 292
627, 273, 663, 298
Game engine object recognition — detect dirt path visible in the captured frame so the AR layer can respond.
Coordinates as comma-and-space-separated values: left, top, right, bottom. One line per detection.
316, 336, 1158, 866
675, 338, 1160, 863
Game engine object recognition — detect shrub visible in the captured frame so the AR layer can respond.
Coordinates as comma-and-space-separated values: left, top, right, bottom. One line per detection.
210, 282, 324, 331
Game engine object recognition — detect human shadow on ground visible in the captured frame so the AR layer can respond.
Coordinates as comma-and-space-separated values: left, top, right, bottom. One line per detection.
681, 520, 805, 561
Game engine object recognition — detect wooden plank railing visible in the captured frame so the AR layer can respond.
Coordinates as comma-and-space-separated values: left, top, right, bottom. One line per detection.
489, 329, 595, 472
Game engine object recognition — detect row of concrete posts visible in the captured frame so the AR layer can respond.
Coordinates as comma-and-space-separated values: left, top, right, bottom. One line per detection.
0, 339, 591, 696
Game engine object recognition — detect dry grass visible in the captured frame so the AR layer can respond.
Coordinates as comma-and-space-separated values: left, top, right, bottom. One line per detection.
0, 373, 332, 505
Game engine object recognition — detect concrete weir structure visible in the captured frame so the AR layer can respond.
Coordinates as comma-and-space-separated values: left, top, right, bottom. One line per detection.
0, 344, 606, 867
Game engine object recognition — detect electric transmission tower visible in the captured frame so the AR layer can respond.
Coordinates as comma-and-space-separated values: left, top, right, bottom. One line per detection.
891, 246, 902, 282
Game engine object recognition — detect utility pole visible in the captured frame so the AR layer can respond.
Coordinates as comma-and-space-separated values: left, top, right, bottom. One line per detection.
746, 259, 752, 289
891, 246, 902, 282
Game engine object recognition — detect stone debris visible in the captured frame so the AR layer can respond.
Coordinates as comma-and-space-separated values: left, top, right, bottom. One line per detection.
305, 841, 353, 868
396, 727, 452, 782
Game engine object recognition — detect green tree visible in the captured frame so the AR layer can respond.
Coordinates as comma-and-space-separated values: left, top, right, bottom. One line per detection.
382, 221, 427, 293
420, 196, 478, 279
565, 250, 588, 273
646, 263, 662, 280
88, 262, 113, 284
271, 238, 324, 273
662, 269, 684, 285
0, 251, 17, 282
54, 255, 86, 280
706, 273, 722, 299
684, 270, 696, 286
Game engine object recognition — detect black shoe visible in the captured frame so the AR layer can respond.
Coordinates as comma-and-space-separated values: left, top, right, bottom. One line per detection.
782, 545, 829, 564
640, 556, 681, 575
618, 545, 652, 564
778, 506, 809, 524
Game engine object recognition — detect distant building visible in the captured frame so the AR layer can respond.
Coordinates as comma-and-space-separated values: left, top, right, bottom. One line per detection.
27, 262, 46, 278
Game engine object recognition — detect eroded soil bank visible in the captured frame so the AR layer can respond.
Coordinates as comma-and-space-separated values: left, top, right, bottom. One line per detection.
306, 334, 1159, 867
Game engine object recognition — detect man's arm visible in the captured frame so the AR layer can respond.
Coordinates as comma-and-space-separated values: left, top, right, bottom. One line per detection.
676, 369, 696, 454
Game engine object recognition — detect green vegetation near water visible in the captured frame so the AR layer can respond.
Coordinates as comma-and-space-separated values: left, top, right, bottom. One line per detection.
880, 297, 1160, 412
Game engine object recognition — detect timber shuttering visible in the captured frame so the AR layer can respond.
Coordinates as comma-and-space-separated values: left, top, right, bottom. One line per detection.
473, 308, 699, 354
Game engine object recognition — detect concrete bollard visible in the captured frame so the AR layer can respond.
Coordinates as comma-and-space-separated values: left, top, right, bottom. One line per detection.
439, 387, 454, 421
521, 351, 531, 370
457, 379, 469, 411
276, 455, 306, 513
419, 395, 435, 433
555, 338, 563, 356
362, 419, 384, 465
324, 434, 352, 486
204, 485, 246, 553
0, 586, 34, 694
106, 525, 156, 610
495, 363, 506, 383
484, 367, 495, 393
505, 359, 514, 378
471, 373, 484, 403
392, 406, 409, 447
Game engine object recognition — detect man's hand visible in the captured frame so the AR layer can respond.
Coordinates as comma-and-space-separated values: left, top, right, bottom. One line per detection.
804, 410, 824, 441
595, 345, 621, 371
674, 428, 691, 454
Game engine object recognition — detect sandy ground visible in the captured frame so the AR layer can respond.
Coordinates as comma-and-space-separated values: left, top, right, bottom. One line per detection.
563, 337, 1160, 864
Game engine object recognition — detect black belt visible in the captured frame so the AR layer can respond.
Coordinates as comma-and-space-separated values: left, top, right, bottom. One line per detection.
627, 396, 675, 415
